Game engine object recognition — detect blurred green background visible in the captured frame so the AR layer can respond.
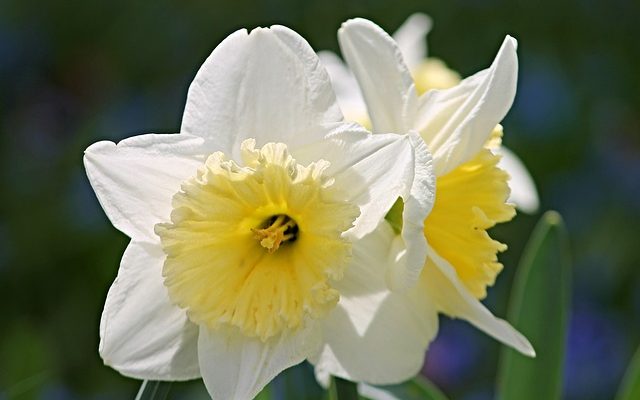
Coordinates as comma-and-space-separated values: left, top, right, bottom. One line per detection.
1, 0, 639, 399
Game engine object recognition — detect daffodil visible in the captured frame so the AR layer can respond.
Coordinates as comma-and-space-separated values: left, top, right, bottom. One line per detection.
84, 25, 435, 399
319, 13, 539, 213
311, 18, 535, 385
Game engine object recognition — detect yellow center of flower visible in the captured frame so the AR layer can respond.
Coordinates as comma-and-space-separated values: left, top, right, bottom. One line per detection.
423, 147, 515, 299
155, 139, 359, 340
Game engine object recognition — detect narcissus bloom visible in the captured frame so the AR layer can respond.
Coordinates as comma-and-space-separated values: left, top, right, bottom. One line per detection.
312, 18, 535, 385
84, 25, 434, 399
320, 14, 539, 213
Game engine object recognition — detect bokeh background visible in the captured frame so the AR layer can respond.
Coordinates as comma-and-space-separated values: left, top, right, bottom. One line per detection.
1, 0, 639, 399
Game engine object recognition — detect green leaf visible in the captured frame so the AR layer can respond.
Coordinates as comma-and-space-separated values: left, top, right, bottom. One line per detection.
329, 377, 360, 400
362, 376, 448, 400
1, 322, 53, 400
497, 211, 571, 400
254, 384, 273, 400
135, 380, 172, 400
616, 345, 640, 400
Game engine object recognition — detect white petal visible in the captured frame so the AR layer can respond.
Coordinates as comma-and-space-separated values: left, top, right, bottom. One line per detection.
181, 26, 342, 158
293, 126, 434, 245
425, 246, 535, 357
496, 146, 540, 213
84, 133, 210, 243
318, 50, 368, 124
198, 324, 321, 400
100, 241, 199, 380
388, 133, 434, 290
338, 18, 418, 134
311, 224, 438, 384
416, 36, 519, 176
392, 13, 432, 70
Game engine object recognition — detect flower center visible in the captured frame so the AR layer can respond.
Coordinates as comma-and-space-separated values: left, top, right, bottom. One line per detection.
252, 214, 299, 252
155, 139, 360, 340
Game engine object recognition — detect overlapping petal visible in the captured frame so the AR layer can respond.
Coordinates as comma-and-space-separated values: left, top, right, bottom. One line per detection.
425, 246, 535, 356
294, 126, 434, 288
99, 241, 200, 380
338, 18, 418, 134
318, 51, 367, 123
295, 127, 430, 236
326, 15, 538, 214
84, 133, 211, 243
390, 134, 434, 289
333, 17, 534, 364
340, 19, 519, 178
415, 36, 519, 175
181, 26, 343, 158
311, 224, 438, 385
392, 13, 432, 70
497, 146, 540, 213
198, 324, 322, 400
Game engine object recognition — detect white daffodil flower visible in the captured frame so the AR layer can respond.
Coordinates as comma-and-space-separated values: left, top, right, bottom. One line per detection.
319, 13, 539, 213
84, 25, 435, 399
311, 18, 535, 386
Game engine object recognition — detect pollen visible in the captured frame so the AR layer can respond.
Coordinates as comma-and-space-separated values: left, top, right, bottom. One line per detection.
252, 214, 299, 253
155, 139, 360, 341
423, 148, 515, 299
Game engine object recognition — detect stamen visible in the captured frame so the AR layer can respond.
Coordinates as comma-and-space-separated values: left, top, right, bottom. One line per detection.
252, 214, 299, 253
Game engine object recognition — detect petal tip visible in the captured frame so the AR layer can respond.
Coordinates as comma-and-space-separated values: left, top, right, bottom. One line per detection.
504, 35, 519, 51
405, 12, 433, 30
84, 140, 115, 157
521, 340, 536, 358
268, 24, 294, 36
512, 329, 536, 357
339, 17, 381, 36
341, 17, 371, 28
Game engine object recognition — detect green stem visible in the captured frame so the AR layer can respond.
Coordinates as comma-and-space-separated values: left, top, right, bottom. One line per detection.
135, 380, 172, 400
330, 376, 359, 400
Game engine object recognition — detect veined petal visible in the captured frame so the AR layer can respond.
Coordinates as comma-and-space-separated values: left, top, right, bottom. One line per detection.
318, 51, 369, 125
416, 36, 518, 176
311, 224, 438, 385
424, 245, 535, 357
389, 133, 434, 290
84, 133, 210, 243
338, 18, 418, 134
496, 146, 539, 213
99, 241, 199, 380
181, 26, 342, 157
392, 13, 432, 71
198, 323, 322, 400
293, 126, 435, 245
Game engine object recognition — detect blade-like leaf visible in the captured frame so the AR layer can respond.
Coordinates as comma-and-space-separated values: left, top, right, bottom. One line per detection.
616, 345, 640, 400
361, 376, 448, 400
497, 211, 571, 400
135, 380, 171, 400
